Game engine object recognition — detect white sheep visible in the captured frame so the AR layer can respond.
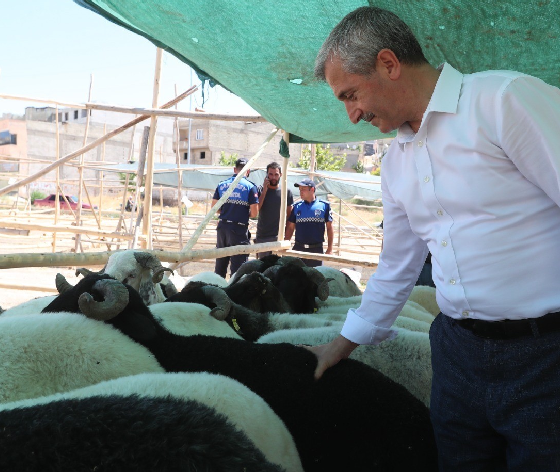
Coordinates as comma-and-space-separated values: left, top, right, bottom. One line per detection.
0, 372, 304, 472
315, 266, 363, 297
0, 312, 164, 404
0, 295, 56, 317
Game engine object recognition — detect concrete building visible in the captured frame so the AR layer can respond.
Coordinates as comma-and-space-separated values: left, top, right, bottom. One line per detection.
176, 119, 301, 168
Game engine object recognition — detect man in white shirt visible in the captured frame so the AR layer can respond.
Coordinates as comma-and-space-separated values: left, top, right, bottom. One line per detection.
311, 6, 560, 471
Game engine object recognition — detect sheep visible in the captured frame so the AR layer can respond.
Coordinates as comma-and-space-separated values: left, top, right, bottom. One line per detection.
76, 250, 173, 305
0, 295, 56, 317
0, 372, 303, 472
407, 285, 440, 317
44, 273, 437, 472
315, 266, 363, 297
188, 271, 228, 287
259, 325, 432, 407
0, 312, 164, 404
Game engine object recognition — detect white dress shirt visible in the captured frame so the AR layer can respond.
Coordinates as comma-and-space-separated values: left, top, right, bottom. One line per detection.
342, 63, 560, 346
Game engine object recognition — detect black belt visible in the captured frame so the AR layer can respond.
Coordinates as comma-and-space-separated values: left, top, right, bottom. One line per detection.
456, 311, 560, 340
221, 219, 248, 227
295, 241, 323, 249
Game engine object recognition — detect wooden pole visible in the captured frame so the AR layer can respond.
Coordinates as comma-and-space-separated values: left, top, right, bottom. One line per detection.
309, 144, 317, 176
168, 127, 279, 270
98, 123, 106, 223
129, 126, 150, 247
0, 86, 198, 197
141, 47, 163, 250
53, 105, 60, 253
278, 130, 290, 242
75, 74, 94, 253
337, 198, 342, 255
0, 240, 291, 269
174, 84, 184, 249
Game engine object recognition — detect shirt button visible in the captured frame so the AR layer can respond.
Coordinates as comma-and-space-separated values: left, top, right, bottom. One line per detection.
417, 140, 424, 147
462, 311, 469, 318
441, 240, 447, 247
424, 176, 430, 183
437, 210, 443, 216
450, 279, 456, 285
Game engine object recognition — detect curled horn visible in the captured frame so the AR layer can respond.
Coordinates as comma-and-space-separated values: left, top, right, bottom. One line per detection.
302, 267, 331, 301
229, 259, 264, 285
55, 273, 73, 294
278, 256, 306, 267
133, 252, 170, 284
201, 285, 232, 321
78, 279, 130, 321
75, 267, 104, 278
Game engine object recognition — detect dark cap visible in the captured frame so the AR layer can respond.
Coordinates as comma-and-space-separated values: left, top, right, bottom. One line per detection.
294, 178, 315, 188
235, 158, 248, 168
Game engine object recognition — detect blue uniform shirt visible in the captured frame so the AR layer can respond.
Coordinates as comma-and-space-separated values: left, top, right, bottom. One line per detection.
213, 174, 259, 224
288, 198, 333, 244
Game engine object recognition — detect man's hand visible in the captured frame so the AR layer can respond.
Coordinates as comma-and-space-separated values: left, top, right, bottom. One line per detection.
303, 335, 358, 380
262, 177, 270, 191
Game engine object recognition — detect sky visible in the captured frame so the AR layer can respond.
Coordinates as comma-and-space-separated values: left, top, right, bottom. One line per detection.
0, 0, 258, 117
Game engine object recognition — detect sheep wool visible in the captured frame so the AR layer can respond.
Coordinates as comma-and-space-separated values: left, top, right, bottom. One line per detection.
0, 312, 164, 403
0, 373, 303, 472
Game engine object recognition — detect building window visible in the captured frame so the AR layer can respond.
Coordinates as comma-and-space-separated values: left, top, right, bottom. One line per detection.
0, 130, 17, 146
195, 129, 203, 140
74, 110, 79, 119
64, 112, 69, 121
82, 110, 87, 118
200, 151, 206, 160
183, 152, 189, 161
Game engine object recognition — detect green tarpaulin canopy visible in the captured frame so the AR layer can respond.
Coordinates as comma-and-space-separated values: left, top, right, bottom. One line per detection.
103, 163, 383, 201
75, 0, 560, 143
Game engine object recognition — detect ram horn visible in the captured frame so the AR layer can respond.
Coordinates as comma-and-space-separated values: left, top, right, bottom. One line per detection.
229, 259, 264, 285
262, 265, 281, 281
201, 285, 232, 321
133, 252, 170, 284
55, 273, 73, 294
278, 255, 306, 267
78, 279, 130, 321
75, 267, 104, 278
161, 280, 179, 297
302, 267, 332, 301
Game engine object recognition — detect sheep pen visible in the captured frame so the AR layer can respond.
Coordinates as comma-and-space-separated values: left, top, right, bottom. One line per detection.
0, 255, 439, 471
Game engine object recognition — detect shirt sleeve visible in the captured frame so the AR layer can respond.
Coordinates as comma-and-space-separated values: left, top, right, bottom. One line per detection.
498, 76, 560, 207
288, 205, 296, 223
341, 173, 429, 345
325, 202, 333, 222
212, 186, 220, 200
248, 185, 259, 205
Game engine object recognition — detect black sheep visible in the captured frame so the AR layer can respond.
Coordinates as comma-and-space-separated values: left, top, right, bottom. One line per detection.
0, 395, 284, 472
44, 274, 438, 472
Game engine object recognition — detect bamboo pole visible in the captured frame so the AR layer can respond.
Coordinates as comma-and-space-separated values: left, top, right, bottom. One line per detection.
0, 240, 291, 269
75, 74, 94, 253
98, 123, 106, 225
174, 84, 184, 248
141, 47, 163, 250
283, 249, 378, 267
278, 130, 290, 242
0, 220, 142, 240
53, 105, 60, 253
168, 127, 279, 270
0, 86, 198, 197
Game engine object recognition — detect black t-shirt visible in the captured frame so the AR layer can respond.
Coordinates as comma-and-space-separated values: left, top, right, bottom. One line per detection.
256, 186, 293, 239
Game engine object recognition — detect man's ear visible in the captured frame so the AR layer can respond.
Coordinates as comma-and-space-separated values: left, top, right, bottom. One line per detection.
377, 49, 401, 80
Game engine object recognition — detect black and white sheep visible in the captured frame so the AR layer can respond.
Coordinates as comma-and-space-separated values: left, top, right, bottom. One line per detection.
315, 266, 363, 297
0, 372, 303, 472
42, 273, 437, 472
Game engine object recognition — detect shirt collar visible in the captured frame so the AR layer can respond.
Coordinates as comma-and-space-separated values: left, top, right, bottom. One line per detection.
396, 63, 463, 145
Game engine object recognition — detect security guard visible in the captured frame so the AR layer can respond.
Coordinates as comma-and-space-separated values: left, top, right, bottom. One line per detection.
285, 178, 333, 267
212, 158, 259, 277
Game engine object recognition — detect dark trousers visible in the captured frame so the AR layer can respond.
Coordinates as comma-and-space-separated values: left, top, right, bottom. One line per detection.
292, 243, 323, 267
429, 313, 560, 471
214, 221, 250, 278
255, 235, 277, 259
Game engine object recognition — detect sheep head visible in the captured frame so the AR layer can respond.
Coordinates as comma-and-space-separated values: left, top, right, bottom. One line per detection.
133, 252, 173, 284
302, 267, 332, 301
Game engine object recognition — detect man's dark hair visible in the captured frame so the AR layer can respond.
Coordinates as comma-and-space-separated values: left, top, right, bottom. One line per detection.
266, 162, 282, 172
315, 6, 427, 80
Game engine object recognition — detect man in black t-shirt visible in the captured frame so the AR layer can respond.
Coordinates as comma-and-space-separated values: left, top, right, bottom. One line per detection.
255, 162, 293, 258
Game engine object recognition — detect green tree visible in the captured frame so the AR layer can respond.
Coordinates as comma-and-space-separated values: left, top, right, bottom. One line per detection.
352, 160, 365, 173
219, 151, 239, 166
297, 144, 346, 171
